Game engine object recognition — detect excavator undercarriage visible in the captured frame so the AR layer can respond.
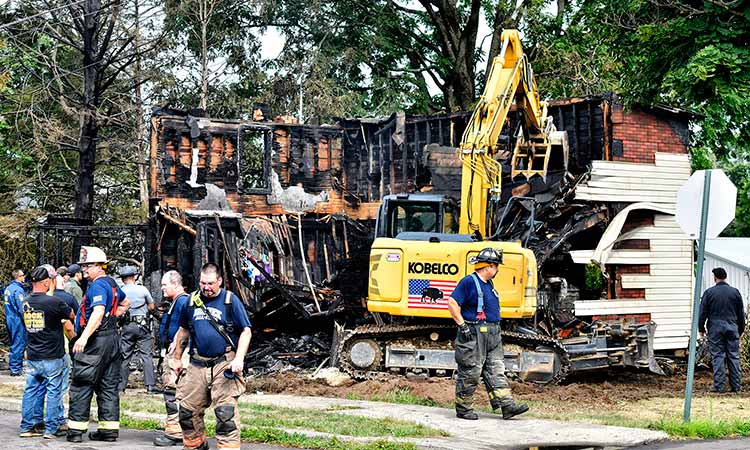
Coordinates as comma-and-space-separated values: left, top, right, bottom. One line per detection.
335, 316, 662, 384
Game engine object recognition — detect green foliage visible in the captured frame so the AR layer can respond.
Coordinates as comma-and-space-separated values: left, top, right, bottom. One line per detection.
649, 418, 750, 439
584, 263, 603, 297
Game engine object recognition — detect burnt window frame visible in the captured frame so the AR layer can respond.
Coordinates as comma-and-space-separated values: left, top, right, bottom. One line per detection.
237, 123, 273, 194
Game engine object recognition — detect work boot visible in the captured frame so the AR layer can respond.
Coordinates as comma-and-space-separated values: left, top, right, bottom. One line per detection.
501, 402, 529, 420
66, 433, 83, 443
89, 430, 117, 442
456, 410, 479, 420
153, 434, 182, 446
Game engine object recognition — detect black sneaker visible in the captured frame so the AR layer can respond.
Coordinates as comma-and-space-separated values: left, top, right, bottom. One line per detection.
146, 385, 163, 395
456, 410, 479, 420
89, 430, 117, 442
501, 402, 529, 420
153, 434, 182, 446
66, 433, 83, 443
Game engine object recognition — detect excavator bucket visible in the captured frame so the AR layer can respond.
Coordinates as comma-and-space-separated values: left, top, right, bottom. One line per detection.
510, 129, 569, 181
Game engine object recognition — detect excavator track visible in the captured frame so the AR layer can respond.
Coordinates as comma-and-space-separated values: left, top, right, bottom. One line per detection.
336, 323, 571, 385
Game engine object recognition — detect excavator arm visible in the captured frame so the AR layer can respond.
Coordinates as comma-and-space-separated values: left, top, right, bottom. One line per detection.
458, 29, 566, 238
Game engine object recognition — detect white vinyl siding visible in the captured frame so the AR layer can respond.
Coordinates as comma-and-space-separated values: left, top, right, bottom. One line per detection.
573, 153, 693, 350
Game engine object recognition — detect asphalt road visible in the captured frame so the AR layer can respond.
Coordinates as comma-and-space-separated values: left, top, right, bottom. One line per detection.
0, 412, 296, 450
642, 439, 750, 450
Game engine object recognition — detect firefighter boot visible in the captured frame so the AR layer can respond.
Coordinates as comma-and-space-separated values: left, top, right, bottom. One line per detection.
89, 430, 118, 442
501, 402, 529, 420
456, 410, 479, 420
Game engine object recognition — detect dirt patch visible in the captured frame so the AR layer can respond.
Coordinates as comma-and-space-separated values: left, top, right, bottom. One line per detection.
247, 368, 745, 409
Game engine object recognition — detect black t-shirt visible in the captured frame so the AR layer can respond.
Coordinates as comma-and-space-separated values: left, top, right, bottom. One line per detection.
23, 293, 73, 360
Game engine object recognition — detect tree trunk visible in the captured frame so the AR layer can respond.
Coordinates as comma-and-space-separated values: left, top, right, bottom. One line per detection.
74, 0, 102, 221
200, 0, 208, 111
134, 0, 149, 219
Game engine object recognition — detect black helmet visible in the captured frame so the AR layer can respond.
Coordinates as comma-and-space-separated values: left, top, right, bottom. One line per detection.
119, 265, 140, 278
474, 247, 503, 266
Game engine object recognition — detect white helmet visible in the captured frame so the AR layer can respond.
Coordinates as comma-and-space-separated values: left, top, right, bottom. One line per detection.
79, 246, 108, 264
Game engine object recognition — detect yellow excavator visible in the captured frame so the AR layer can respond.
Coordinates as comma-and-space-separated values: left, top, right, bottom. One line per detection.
335, 30, 660, 383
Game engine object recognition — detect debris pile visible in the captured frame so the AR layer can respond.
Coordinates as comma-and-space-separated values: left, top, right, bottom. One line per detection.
247, 332, 332, 376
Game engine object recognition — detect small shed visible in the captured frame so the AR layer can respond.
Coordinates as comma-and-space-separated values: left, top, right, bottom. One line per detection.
702, 238, 750, 307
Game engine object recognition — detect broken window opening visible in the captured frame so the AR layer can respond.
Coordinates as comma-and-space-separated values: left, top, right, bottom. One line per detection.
238, 125, 272, 194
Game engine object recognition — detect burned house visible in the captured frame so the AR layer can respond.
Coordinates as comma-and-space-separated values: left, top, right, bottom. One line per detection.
147, 93, 697, 356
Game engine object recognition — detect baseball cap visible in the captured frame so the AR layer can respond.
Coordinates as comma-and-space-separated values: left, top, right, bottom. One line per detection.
30, 266, 52, 282
67, 264, 82, 275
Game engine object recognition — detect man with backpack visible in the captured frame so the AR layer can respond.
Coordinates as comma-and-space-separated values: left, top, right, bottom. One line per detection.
171, 263, 252, 450
153, 270, 189, 447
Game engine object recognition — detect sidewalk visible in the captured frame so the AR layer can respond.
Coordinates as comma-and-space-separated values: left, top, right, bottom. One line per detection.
0, 374, 667, 449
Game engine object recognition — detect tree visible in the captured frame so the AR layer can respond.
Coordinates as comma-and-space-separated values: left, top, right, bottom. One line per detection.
1, 0, 167, 222
268, 0, 564, 116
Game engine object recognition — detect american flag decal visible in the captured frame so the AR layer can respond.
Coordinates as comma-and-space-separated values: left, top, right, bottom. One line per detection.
407, 279, 457, 310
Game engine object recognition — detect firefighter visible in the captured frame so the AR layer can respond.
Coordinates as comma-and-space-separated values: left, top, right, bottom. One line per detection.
117, 265, 157, 394
4, 269, 27, 376
67, 246, 131, 443
172, 263, 252, 450
446, 247, 528, 420
153, 270, 190, 447
699, 267, 745, 393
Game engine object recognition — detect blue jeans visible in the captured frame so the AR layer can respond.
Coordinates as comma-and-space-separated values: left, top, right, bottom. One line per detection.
20, 358, 67, 434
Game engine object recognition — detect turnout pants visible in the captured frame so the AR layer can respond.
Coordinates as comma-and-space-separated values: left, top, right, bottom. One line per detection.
177, 353, 246, 450
119, 321, 156, 391
454, 321, 513, 413
68, 329, 123, 438
708, 320, 742, 392
162, 344, 190, 439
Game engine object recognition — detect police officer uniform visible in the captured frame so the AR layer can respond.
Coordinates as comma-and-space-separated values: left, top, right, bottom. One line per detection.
176, 288, 251, 450
699, 268, 745, 392
3, 276, 27, 376
117, 265, 157, 393
67, 247, 127, 443
449, 248, 528, 420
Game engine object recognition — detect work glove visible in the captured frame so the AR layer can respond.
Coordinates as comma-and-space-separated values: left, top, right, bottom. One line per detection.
458, 322, 472, 340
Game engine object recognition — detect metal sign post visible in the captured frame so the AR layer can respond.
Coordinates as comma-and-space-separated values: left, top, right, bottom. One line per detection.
683, 170, 712, 422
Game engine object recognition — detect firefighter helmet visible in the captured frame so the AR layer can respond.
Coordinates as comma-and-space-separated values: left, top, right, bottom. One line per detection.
79, 246, 108, 264
473, 247, 503, 268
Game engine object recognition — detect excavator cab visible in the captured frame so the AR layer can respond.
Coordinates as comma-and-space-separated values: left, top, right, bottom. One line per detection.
375, 194, 458, 238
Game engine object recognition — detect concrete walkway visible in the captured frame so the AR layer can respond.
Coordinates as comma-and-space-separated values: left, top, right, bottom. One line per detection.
0, 373, 668, 450
246, 393, 667, 450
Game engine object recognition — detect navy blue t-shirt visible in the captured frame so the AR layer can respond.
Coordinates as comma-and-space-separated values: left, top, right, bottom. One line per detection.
76, 276, 126, 332
54, 289, 79, 315
179, 289, 252, 358
159, 293, 189, 347
450, 273, 501, 322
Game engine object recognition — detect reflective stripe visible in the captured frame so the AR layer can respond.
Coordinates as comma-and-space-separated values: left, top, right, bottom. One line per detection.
68, 420, 90, 431
98, 421, 120, 430
183, 435, 206, 447
217, 446, 241, 449
488, 388, 511, 399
